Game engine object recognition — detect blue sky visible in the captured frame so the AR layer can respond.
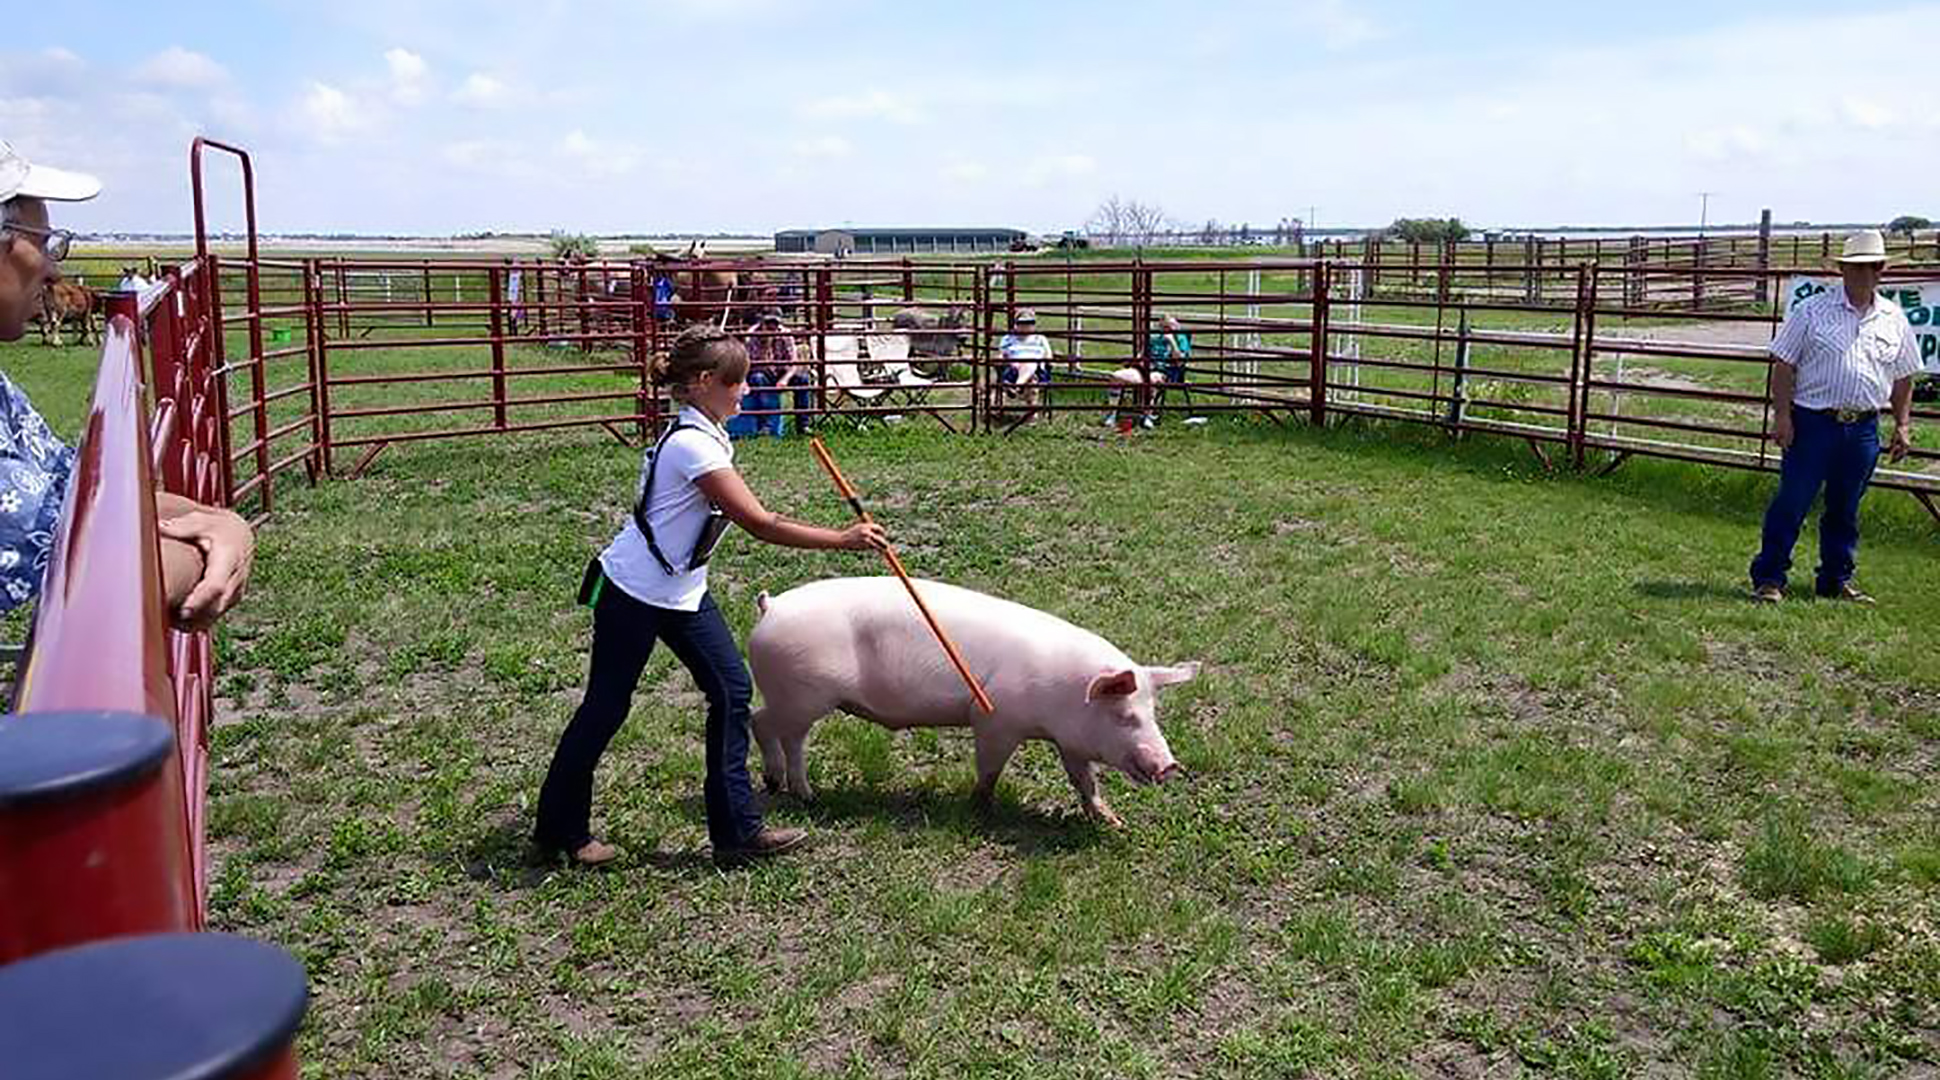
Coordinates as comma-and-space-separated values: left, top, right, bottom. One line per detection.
4, 1, 1936, 235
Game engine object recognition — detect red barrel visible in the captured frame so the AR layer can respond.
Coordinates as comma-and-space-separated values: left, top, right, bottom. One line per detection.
0, 931, 308, 1079
0, 710, 193, 963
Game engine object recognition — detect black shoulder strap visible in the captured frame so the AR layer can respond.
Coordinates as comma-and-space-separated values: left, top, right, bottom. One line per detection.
633, 421, 698, 576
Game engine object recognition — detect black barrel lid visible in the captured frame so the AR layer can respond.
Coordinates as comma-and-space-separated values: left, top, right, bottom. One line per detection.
0, 932, 309, 1080
0, 711, 175, 809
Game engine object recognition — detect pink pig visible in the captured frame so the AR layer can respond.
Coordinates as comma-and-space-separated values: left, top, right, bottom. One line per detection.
748, 577, 1198, 825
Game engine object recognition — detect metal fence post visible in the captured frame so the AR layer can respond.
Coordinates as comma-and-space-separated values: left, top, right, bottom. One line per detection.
1309, 263, 1330, 426
630, 265, 652, 444
205, 254, 237, 504
814, 267, 831, 425
305, 259, 333, 478
1755, 209, 1772, 307
487, 266, 509, 432
1568, 264, 1593, 467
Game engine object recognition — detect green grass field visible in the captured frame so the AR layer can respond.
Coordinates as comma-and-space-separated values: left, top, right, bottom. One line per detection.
7, 269, 1939, 1078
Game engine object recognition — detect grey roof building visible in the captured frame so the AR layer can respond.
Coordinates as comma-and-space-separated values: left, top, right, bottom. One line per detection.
774, 227, 1027, 255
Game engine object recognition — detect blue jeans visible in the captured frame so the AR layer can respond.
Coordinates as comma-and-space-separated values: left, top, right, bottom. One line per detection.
535, 586, 762, 852
1750, 407, 1881, 593
748, 367, 815, 436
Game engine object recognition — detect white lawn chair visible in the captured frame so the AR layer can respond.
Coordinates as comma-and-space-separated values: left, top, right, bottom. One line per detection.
864, 333, 935, 410
819, 334, 892, 424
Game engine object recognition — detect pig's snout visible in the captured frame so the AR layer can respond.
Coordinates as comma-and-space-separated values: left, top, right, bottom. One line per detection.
1128, 743, 1180, 786
1157, 762, 1187, 783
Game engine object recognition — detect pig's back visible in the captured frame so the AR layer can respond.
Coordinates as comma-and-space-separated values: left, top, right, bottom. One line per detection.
758, 577, 1094, 649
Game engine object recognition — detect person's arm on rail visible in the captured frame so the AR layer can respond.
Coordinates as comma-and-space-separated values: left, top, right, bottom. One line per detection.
1766, 301, 1811, 450
154, 492, 255, 627
1887, 376, 1914, 462
1769, 362, 1796, 449
694, 469, 885, 552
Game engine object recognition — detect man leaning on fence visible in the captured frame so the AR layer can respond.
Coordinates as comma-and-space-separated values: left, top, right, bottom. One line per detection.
0, 139, 253, 625
1749, 229, 1920, 605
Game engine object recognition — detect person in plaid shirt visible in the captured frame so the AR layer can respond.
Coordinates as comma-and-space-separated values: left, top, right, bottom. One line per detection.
743, 308, 813, 436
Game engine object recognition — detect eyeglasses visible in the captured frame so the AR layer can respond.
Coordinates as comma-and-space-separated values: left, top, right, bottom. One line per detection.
2, 221, 76, 262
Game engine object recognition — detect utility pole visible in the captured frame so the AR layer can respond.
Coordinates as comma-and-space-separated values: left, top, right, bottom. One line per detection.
1696, 191, 1718, 237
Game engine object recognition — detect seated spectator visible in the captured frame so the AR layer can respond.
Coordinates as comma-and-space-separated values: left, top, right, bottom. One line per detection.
997, 309, 1053, 390
743, 308, 813, 437
1, 139, 253, 627
1103, 314, 1193, 430
1146, 312, 1194, 425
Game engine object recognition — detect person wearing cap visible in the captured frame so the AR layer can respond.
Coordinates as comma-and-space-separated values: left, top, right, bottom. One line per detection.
1749, 229, 1921, 604
0, 140, 253, 624
997, 309, 1053, 411
742, 307, 811, 437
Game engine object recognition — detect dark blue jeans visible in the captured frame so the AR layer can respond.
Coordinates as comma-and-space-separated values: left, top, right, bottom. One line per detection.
747, 367, 814, 436
535, 585, 761, 852
1750, 407, 1880, 593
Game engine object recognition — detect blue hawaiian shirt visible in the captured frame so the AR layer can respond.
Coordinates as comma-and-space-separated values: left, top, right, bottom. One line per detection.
0, 372, 75, 612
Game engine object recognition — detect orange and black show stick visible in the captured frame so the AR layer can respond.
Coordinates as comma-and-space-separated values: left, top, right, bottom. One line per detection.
808, 438, 996, 715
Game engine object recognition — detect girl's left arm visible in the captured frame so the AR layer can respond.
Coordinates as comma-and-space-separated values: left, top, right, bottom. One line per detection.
695, 468, 886, 551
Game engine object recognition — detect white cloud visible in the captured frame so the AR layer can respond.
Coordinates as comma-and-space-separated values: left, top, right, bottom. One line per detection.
1839, 95, 1895, 130
206, 96, 260, 135
385, 48, 429, 105
1685, 125, 1767, 163
1027, 153, 1097, 185
452, 73, 508, 108
790, 135, 853, 160
0, 47, 90, 97
801, 88, 925, 125
1303, 0, 1381, 51
557, 129, 641, 178
134, 47, 228, 90
295, 81, 368, 143
940, 160, 990, 183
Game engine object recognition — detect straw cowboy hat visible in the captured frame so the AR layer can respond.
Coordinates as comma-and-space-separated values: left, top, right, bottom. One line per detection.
1836, 228, 1891, 265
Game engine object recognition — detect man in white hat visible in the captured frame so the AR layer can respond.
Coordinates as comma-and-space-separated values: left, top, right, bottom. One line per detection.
1749, 228, 1921, 604
0, 139, 254, 624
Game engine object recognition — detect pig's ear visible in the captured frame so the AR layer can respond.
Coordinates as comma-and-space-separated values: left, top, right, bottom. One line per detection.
1146, 662, 1201, 688
1085, 669, 1140, 701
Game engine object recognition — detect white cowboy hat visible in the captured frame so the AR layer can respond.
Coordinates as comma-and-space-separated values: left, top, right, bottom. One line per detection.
1836, 228, 1890, 264
0, 140, 101, 203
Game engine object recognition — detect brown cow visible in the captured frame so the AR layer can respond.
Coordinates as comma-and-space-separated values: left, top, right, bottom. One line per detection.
39, 272, 99, 347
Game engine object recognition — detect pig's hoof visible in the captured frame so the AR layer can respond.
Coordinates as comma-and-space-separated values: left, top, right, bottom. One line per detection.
1088, 804, 1125, 828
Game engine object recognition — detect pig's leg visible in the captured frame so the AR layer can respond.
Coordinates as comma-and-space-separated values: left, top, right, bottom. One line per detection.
750, 702, 822, 799
781, 722, 815, 800
750, 706, 786, 794
1059, 748, 1123, 827
969, 728, 1025, 806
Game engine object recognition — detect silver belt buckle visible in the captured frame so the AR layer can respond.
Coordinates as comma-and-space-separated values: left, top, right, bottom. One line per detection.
1834, 407, 1867, 424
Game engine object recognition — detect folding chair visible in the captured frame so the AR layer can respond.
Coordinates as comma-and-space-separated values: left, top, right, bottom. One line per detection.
819, 334, 893, 427
863, 333, 935, 411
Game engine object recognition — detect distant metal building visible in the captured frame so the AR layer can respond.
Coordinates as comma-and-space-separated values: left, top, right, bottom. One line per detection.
774, 227, 1026, 255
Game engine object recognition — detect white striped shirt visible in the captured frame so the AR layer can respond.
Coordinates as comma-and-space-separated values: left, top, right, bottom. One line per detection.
1770, 289, 1923, 411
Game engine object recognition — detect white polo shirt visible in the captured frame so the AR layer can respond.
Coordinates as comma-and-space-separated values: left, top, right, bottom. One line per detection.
598, 406, 734, 611
1770, 288, 1924, 411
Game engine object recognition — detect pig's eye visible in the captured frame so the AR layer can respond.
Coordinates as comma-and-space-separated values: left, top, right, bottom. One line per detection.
1112, 710, 1143, 728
